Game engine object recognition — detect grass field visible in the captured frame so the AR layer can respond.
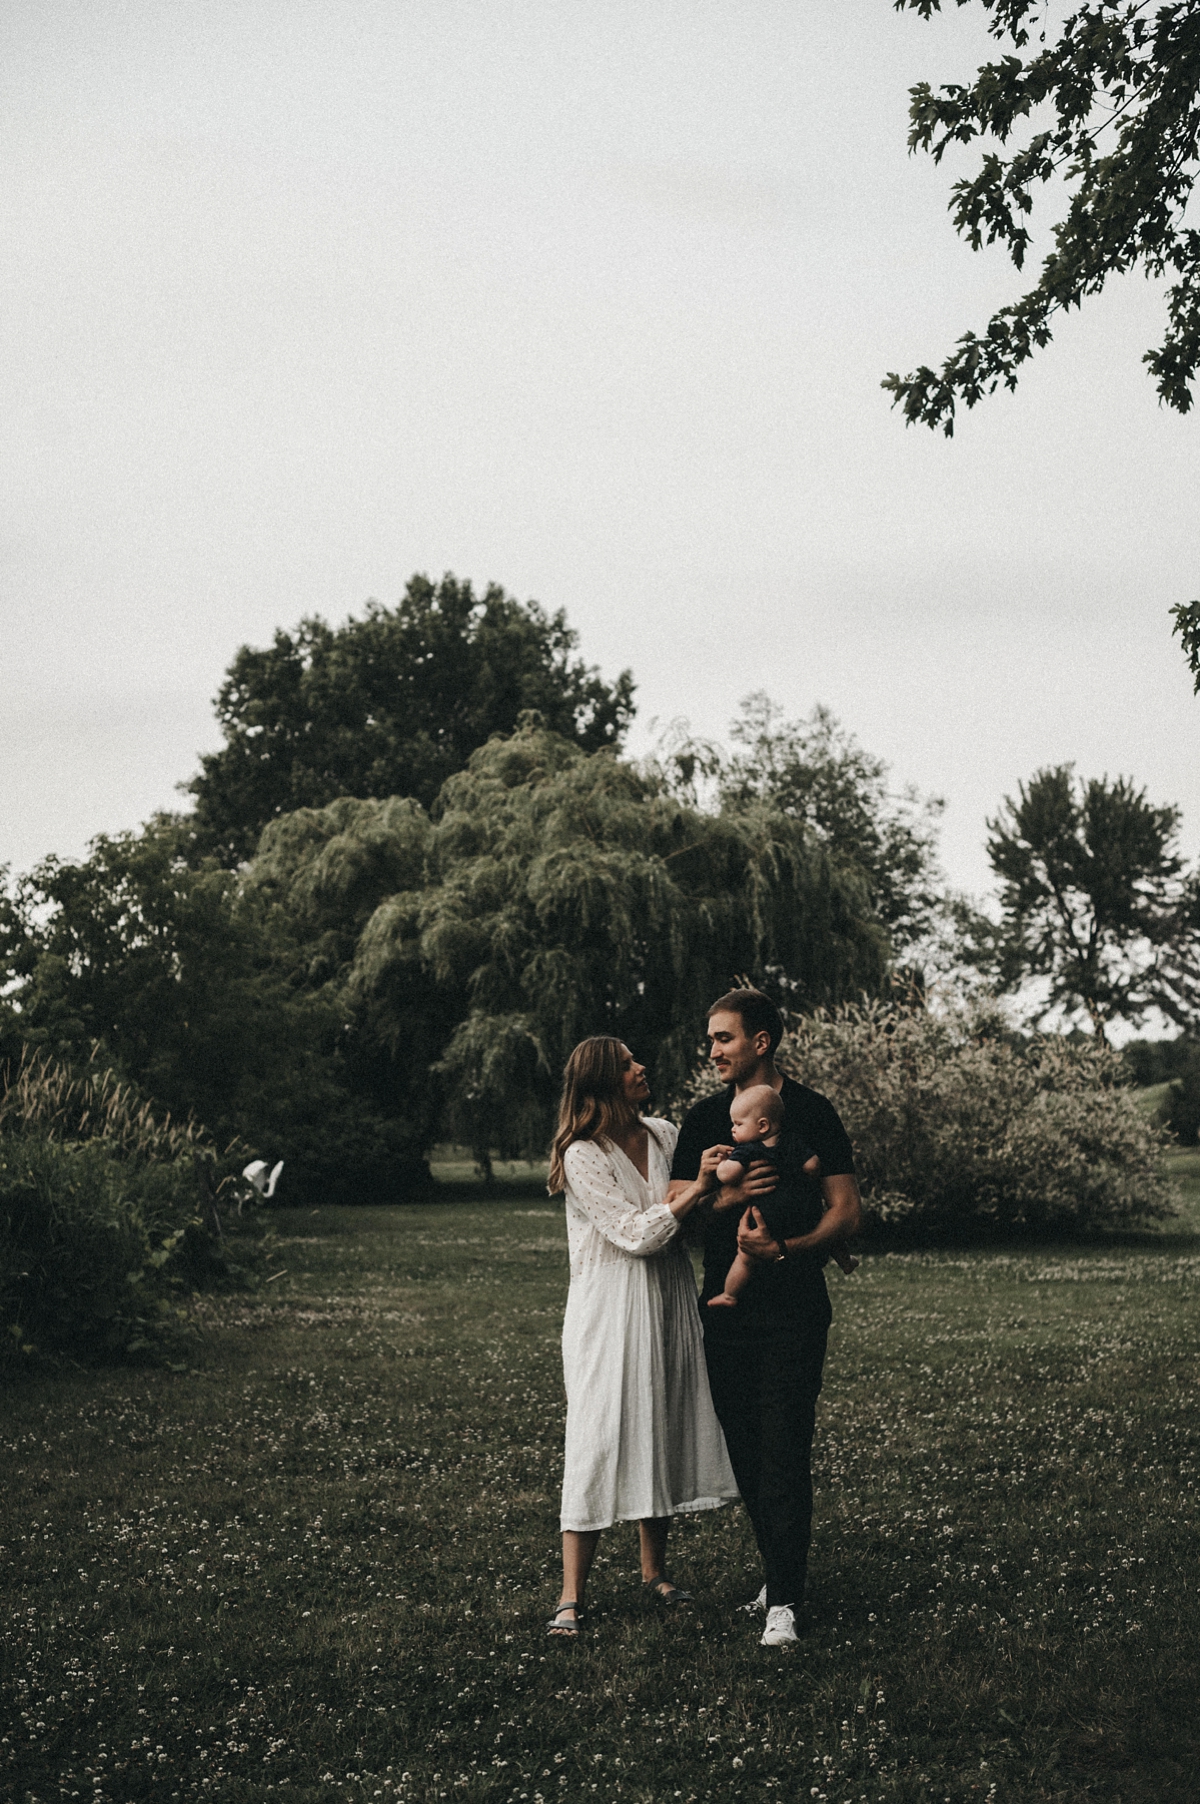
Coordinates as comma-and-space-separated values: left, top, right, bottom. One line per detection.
3, 1159, 1199, 1804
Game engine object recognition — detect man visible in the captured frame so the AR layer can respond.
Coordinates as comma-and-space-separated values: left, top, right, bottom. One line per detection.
668, 988, 862, 1648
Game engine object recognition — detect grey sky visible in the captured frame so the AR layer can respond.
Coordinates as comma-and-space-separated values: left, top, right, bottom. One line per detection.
4, 0, 1198, 902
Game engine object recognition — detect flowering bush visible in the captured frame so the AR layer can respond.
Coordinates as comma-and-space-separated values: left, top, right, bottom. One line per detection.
775, 1002, 1173, 1239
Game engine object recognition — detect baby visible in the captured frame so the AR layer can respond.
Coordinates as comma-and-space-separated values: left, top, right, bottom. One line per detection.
707, 1085, 858, 1308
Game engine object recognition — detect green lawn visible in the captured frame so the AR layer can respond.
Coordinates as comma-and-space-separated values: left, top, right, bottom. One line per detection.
3, 1192, 1199, 1804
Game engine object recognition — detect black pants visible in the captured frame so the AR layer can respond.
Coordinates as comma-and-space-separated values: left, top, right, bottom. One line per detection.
704, 1313, 829, 1609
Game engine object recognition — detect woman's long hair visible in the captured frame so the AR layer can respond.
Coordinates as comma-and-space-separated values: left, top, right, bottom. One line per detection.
547, 1036, 640, 1194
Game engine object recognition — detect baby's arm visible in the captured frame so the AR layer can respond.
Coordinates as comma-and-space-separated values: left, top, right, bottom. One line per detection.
715, 1155, 744, 1184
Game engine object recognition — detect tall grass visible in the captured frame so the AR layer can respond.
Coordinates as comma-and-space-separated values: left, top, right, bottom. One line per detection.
0, 1043, 212, 1162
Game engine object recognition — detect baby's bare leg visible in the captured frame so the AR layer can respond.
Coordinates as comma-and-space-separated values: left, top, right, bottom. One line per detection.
708, 1249, 757, 1307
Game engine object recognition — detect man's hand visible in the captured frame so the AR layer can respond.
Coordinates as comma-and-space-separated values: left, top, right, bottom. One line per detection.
736, 1206, 782, 1262
711, 1157, 779, 1214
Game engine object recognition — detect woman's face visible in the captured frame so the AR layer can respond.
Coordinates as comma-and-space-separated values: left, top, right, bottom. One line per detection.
619, 1044, 650, 1106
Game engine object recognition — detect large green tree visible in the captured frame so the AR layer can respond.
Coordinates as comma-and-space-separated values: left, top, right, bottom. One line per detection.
985, 763, 1200, 1034
887, 1, 1200, 435
254, 719, 891, 1175
0, 819, 425, 1203
186, 573, 635, 865
3, 715, 920, 1195
712, 695, 947, 957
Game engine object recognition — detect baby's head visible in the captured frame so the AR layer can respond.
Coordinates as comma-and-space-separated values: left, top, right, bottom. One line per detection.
730, 1084, 783, 1144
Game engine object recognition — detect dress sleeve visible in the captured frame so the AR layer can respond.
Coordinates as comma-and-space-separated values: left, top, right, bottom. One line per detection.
563, 1140, 679, 1257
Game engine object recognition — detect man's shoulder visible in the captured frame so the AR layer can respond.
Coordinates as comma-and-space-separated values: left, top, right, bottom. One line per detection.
780, 1074, 839, 1117
671, 1087, 733, 1180
779, 1074, 855, 1171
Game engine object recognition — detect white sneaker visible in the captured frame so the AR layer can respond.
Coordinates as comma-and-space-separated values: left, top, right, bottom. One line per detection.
739, 1585, 767, 1614
760, 1604, 798, 1646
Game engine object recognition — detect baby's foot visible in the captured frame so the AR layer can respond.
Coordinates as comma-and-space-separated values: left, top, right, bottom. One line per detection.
707, 1293, 738, 1308
839, 1255, 860, 1275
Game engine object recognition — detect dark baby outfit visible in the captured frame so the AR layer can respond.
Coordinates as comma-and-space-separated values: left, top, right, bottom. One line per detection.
719, 1134, 820, 1252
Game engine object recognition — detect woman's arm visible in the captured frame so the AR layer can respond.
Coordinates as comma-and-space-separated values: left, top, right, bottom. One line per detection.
564, 1141, 685, 1256
666, 1150, 778, 1216
666, 1144, 730, 1218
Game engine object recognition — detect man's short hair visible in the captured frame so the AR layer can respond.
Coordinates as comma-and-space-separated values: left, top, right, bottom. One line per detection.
708, 988, 785, 1057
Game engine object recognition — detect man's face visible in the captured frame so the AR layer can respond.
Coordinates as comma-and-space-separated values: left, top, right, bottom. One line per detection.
707, 1010, 771, 1087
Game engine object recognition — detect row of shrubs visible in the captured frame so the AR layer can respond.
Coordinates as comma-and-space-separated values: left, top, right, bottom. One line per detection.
772, 1001, 1174, 1239
1, 1052, 255, 1368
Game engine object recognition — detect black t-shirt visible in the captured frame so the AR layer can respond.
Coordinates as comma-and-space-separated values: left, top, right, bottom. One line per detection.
672, 1076, 855, 1330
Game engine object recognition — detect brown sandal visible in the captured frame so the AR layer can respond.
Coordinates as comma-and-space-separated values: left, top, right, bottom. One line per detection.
644, 1576, 693, 1607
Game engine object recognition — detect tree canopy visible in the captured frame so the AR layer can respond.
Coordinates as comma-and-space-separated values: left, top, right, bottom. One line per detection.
186, 573, 635, 865
253, 718, 892, 1174
984, 762, 1200, 1033
656, 695, 948, 976
887, 1, 1200, 434
0, 819, 423, 1203
713, 695, 947, 957
4, 704, 947, 1195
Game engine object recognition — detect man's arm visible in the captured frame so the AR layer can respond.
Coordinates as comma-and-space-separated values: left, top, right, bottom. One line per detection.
737, 1173, 863, 1262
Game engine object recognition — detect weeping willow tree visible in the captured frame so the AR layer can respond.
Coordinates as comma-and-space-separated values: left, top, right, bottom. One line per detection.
303, 719, 889, 1173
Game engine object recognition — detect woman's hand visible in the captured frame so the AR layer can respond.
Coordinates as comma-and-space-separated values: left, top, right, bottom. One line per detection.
666, 1145, 732, 1219
710, 1157, 778, 1214
737, 1206, 782, 1262
698, 1144, 732, 1182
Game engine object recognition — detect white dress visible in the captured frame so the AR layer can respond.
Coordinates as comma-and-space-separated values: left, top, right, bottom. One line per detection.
559, 1117, 739, 1533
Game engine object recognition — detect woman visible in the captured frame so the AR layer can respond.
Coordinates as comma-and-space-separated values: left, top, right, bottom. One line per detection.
546, 1036, 737, 1637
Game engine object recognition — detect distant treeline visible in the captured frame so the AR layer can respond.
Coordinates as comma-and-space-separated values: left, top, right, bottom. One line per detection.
0, 575, 948, 1203
2, 573, 1196, 1215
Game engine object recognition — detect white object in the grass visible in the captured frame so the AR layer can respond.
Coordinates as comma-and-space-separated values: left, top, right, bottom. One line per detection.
243, 1159, 284, 1198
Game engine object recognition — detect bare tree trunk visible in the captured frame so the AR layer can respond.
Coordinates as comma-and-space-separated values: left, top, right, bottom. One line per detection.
474, 1145, 496, 1191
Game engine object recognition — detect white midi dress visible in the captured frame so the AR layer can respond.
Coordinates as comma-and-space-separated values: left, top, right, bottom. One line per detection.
559, 1117, 739, 1533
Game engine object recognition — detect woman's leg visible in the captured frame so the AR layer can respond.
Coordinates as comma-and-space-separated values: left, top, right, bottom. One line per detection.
558, 1529, 601, 1618
638, 1516, 670, 1583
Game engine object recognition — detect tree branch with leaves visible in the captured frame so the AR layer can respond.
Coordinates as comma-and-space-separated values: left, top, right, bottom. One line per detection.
886, 1, 1200, 434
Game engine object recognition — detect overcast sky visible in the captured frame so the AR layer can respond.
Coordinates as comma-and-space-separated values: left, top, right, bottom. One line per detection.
4, 0, 1199, 905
